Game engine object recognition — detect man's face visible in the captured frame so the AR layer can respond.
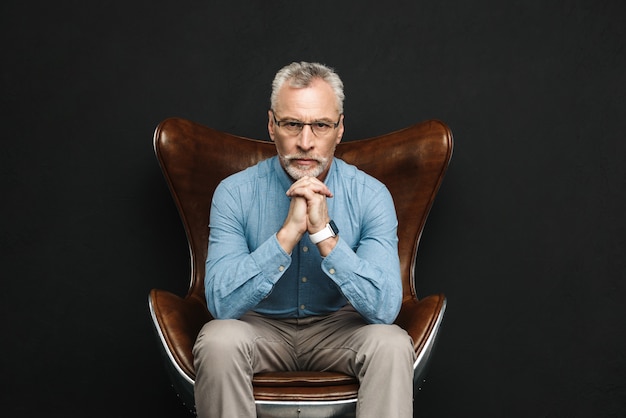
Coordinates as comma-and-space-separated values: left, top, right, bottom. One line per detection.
268, 78, 344, 181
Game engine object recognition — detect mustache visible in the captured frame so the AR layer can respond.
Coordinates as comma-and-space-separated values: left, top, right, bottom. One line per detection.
283, 154, 326, 163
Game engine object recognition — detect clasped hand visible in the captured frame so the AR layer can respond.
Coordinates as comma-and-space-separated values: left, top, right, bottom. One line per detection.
277, 176, 334, 254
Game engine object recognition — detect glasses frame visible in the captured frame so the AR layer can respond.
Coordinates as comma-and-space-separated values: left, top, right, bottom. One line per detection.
270, 109, 342, 137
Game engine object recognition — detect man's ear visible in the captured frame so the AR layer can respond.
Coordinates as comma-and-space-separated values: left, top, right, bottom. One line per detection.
267, 110, 276, 142
335, 114, 345, 144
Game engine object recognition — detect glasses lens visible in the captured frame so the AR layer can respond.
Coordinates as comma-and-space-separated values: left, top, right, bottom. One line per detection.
313, 122, 332, 134
282, 121, 303, 133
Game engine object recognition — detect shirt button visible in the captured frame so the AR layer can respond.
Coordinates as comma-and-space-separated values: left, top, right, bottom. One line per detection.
278, 265, 285, 272
302, 246, 309, 253
329, 268, 336, 275
300, 304, 306, 310
301, 277, 307, 283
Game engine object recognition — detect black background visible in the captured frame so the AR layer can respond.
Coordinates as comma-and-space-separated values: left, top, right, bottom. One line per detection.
2, 1, 625, 417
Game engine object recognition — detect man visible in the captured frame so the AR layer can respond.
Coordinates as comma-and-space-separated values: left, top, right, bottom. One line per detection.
193, 61, 415, 418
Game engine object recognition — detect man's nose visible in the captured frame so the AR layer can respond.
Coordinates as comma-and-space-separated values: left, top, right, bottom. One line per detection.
297, 125, 315, 151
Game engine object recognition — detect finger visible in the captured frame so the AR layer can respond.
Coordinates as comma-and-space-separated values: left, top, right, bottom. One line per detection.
287, 176, 333, 198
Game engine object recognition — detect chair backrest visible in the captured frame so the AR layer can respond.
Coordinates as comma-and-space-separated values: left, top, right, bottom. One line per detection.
154, 117, 453, 304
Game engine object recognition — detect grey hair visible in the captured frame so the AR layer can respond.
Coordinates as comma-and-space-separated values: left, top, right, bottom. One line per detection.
270, 61, 345, 114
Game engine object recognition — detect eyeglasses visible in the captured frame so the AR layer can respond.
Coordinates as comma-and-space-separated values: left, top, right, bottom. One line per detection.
271, 110, 342, 136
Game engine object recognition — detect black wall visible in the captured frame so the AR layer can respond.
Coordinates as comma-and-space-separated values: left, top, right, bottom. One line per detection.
2, 1, 625, 417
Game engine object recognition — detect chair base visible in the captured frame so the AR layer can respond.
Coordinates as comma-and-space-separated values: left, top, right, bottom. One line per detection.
256, 400, 356, 418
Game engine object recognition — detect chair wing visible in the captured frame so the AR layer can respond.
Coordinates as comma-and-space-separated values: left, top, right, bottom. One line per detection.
154, 118, 277, 298
334, 120, 453, 300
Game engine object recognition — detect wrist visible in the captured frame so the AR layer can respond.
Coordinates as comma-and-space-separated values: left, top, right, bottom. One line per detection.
309, 220, 339, 245
317, 235, 338, 257
277, 225, 303, 254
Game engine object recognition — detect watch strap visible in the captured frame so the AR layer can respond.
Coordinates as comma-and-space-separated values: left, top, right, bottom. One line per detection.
309, 221, 338, 244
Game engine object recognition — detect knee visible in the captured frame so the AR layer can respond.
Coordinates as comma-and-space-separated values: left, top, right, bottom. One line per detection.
361, 324, 415, 362
193, 319, 253, 366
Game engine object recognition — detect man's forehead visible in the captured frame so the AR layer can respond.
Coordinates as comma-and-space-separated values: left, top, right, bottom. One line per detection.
274, 81, 340, 117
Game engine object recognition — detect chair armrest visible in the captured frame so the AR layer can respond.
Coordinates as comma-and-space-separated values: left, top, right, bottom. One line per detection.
149, 288, 212, 379
395, 294, 446, 353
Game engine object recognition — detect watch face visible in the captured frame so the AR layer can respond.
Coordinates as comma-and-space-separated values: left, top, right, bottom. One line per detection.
329, 220, 339, 235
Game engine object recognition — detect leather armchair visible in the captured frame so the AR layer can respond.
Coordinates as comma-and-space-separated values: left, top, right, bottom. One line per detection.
148, 117, 453, 416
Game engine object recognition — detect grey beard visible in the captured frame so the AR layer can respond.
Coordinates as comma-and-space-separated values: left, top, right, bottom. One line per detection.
280, 154, 329, 179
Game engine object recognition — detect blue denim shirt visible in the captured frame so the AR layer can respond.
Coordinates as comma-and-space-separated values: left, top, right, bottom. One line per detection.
205, 156, 402, 324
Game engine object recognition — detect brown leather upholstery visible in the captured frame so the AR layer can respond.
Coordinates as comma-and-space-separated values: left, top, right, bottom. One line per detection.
149, 117, 453, 410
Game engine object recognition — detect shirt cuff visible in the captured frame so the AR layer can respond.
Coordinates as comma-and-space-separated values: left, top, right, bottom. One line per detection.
249, 233, 293, 284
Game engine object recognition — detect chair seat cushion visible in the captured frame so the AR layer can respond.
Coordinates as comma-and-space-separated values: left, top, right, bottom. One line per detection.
253, 371, 359, 401
253, 371, 357, 387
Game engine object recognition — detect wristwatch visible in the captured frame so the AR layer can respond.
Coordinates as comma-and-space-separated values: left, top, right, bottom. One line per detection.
309, 220, 339, 244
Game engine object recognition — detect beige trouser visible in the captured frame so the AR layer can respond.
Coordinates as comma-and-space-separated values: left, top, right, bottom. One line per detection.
192, 305, 415, 418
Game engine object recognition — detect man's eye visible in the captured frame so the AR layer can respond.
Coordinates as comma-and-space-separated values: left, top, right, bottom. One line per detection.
286, 121, 302, 128
315, 122, 331, 129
